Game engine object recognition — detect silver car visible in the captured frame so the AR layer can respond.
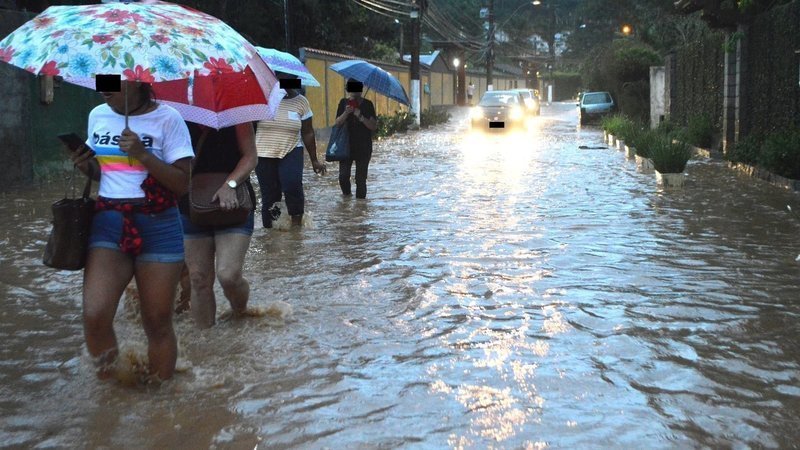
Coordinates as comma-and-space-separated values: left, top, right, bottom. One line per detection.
578, 91, 615, 125
512, 88, 541, 116
470, 90, 527, 131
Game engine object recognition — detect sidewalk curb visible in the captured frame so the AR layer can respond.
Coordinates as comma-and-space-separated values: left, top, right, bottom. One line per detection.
728, 161, 800, 192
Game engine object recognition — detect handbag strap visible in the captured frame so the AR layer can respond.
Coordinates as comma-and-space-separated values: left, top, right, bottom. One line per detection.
189, 127, 212, 181
66, 163, 94, 200
82, 164, 93, 199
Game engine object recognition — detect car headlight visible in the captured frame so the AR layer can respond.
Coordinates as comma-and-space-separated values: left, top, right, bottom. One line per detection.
509, 107, 523, 120
470, 107, 483, 119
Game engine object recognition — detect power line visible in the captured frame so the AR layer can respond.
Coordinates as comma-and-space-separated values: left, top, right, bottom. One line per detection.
351, 0, 407, 19
356, 0, 413, 16
423, 2, 484, 49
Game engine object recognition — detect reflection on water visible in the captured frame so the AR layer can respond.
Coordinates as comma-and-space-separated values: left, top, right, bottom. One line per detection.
2, 103, 800, 448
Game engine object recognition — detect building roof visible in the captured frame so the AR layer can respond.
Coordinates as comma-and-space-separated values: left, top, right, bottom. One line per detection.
493, 62, 524, 76
300, 47, 407, 71
402, 50, 442, 68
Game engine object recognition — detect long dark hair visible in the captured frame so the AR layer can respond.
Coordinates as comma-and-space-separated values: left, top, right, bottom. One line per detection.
138, 82, 156, 103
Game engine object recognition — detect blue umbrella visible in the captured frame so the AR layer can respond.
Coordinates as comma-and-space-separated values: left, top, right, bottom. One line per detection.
329, 60, 410, 106
256, 47, 320, 87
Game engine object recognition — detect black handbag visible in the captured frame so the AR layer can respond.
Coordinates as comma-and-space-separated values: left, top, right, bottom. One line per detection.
43, 167, 95, 271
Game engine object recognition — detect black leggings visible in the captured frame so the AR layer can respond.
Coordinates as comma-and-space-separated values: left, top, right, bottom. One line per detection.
338, 154, 372, 199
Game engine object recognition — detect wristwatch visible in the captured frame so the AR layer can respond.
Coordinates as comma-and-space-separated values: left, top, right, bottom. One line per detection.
226, 179, 238, 189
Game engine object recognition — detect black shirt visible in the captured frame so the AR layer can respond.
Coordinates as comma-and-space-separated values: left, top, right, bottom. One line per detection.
336, 97, 375, 160
179, 123, 256, 214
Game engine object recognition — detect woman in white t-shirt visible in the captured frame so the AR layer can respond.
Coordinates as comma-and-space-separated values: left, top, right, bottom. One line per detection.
255, 73, 326, 228
68, 81, 194, 383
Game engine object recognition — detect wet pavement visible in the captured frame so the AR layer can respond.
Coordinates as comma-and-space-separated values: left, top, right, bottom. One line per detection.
1, 102, 800, 448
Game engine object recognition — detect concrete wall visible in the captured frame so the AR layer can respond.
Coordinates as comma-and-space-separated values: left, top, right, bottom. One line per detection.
302, 48, 522, 127
0, 9, 34, 186
650, 66, 666, 129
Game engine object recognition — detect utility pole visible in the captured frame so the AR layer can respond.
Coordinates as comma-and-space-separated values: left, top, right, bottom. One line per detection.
410, 0, 422, 128
486, 0, 495, 91
284, 0, 292, 53
457, 51, 466, 106
395, 19, 404, 62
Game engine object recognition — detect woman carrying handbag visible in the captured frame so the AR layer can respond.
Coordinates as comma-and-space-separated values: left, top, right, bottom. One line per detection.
69, 81, 194, 383
179, 122, 258, 329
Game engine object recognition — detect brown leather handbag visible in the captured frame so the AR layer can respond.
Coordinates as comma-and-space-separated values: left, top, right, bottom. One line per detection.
188, 129, 252, 227
43, 168, 95, 271
189, 173, 252, 227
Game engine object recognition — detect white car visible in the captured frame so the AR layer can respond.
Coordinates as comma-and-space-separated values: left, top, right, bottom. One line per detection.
512, 88, 541, 116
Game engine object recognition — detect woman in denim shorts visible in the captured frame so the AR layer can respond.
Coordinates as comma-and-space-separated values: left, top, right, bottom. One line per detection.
68, 81, 194, 382
179, 123, 257, 328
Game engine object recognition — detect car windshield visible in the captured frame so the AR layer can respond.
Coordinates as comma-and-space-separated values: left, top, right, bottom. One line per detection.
479, 93, 520, 107
582, 93, 612, 105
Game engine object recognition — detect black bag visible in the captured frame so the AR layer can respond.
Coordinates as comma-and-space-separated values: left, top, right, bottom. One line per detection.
325, 124, 350, 162
43, 168, 95, 271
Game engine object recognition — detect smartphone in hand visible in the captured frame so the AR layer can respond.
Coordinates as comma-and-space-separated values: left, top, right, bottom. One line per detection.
57, 133, 86, 153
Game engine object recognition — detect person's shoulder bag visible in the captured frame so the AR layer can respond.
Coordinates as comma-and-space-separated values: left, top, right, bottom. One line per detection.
325, 122, 350, 162
188, 129, 253, 227
43, 166, 96, 271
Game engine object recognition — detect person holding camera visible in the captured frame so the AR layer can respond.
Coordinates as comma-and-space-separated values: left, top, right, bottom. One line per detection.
334, 79, 377, 199
67, 81, 194, 382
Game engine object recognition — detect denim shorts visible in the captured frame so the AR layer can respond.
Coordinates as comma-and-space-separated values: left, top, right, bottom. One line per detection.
180, 210, 255, 239
88, 205, 185, 263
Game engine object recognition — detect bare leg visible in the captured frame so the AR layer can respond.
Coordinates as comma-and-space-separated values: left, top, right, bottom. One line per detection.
214, 232, 251, 315
134, 261, 183, 381
175, 264, 191, 314
184, 237, 216, 328
82, 248, 134, 379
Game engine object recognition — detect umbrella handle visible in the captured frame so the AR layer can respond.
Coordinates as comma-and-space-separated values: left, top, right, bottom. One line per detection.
124, 81, 129, 129
124, 82, 132, 166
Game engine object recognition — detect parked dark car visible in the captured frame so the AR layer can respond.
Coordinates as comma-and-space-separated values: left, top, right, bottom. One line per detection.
470, 90, 527, 131
578, 91, 615, 125
512, 88, 541, 116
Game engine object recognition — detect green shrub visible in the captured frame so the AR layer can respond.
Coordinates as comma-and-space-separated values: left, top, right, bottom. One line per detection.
726, 134, 762, 165
420, 108, 451, 128
649, 137, 692, 173
601, 114, 627, 135
629, 129, 660, 158
757, 128, 800, 179
616, 119, 646, 142
684, 115, 714, 148
376, 110, 415, 138
655, 119, 679, 136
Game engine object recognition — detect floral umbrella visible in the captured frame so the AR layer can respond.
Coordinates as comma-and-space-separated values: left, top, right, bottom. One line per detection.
0, 0, 282, 128
255, 47, 319, 87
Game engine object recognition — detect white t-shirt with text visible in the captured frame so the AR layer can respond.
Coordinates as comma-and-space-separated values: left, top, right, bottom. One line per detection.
85, 104, 194, 199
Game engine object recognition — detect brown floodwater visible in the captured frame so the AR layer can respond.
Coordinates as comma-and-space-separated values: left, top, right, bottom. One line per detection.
1, 103, 799, 449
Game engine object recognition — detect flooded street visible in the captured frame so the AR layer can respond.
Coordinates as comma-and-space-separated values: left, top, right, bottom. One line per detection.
2, 102, 800, 448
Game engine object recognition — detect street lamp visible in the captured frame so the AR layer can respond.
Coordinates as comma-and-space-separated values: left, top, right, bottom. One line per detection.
532, 0, 541, 4
621, 24, 633, 36
453, 58, 460, 69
